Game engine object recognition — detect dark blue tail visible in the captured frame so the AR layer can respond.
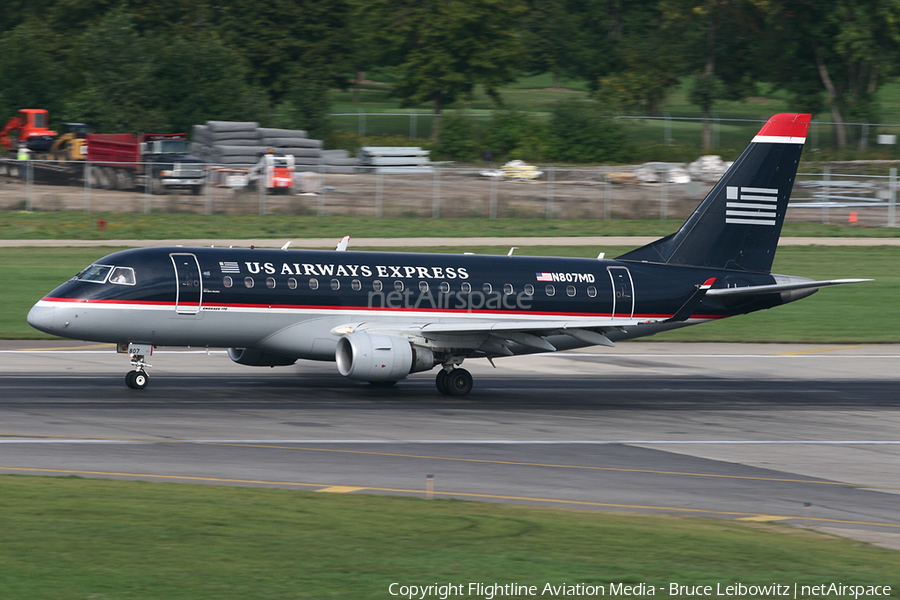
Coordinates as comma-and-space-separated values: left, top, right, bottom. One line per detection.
618, 113, 811, 273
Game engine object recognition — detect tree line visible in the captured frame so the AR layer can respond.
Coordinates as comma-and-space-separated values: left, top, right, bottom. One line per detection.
2, 0, 899, 150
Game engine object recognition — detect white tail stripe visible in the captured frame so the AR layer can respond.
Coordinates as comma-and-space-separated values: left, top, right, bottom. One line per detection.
739, 194, 778, 203
726, 217, 776, 226
741, 187, 778, 194
726, 202, 776, 210
751, 135, 806, 144
726, 210, 777, 218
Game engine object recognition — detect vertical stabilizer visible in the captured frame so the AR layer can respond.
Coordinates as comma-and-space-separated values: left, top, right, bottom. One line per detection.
617, 113, 810, 273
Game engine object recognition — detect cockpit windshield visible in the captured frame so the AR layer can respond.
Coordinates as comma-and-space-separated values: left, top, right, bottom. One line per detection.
74, 264, 112, 283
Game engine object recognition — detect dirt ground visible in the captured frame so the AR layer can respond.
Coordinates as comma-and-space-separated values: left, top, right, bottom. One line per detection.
0, 167, 893, 227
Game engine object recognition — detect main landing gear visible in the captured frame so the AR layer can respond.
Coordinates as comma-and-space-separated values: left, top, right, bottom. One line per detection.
435, 367, 473, 396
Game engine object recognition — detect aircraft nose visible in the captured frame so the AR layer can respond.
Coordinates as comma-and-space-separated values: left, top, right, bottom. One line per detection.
27, 301, 57, 335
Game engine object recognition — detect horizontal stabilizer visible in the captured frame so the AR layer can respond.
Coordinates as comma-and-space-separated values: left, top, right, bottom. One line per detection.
706, 278, 871, 298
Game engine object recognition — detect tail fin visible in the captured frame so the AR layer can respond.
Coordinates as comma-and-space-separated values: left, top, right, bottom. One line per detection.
617, 113, 810, 273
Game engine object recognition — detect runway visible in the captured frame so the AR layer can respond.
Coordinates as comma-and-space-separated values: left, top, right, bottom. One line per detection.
2, 341, 899, 550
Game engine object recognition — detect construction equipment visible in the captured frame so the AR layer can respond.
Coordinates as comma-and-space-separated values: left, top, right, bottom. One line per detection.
0, 109, 205, 194
86, 133, 206, 194
246, 149, 295, 193
50, 123, 92, 162
0, 109, 57, 152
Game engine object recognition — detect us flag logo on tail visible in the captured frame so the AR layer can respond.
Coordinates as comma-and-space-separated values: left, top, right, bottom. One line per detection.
725, 186, 778, 226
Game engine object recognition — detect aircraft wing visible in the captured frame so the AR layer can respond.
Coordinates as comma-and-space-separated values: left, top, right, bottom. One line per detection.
338, 317, 663, 353
336, 277, 722, 354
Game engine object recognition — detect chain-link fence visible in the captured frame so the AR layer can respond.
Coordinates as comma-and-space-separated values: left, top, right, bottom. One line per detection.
330, 113, 900, 157
1, 159, 898, 227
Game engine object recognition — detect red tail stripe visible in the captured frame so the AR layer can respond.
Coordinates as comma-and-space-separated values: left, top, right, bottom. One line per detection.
755, 113, 811, 139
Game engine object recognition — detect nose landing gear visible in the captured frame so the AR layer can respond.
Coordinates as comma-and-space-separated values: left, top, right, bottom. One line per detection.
120, 343, 153, 390
125, 369, 149, 390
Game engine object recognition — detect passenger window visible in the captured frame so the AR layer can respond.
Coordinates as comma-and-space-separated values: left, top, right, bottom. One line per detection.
109, 267, 135, 285
461, 282, 472, 293
309, 278, 319, 290
266, 277, 276, 289
244, 277, 254, 289
567, 285, 576, 297
394, 280, 404, 292
288, 278, 297, 290
545, 285, 556, 296
524, 284, 534, 296
483, 283, 492, 294
439, 282, 450, 293
373, 280, 383, 292
331, 279, 340, 290
223, 276, 233, 288
419, 281, 429, 293
587, 286, 597, 298
351, 279, 361, 291
503, 283, 514, 295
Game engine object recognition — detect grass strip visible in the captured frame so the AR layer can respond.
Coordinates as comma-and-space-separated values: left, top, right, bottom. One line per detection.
2, 212, 900, 240
0, 475, 896, 599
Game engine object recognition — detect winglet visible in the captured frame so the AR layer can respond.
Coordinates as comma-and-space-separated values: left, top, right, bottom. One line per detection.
666, 278, 716, 323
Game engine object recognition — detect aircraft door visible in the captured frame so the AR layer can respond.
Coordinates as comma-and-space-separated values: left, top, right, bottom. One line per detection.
608, 266, 634, 319
170, 253, 203, 314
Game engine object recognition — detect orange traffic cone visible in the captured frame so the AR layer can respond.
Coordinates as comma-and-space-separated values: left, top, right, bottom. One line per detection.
848, 211, 858, 223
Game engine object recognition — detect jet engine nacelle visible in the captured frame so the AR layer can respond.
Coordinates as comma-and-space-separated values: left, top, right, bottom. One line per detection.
335, 333, 435, 382
227, 347, 298, 367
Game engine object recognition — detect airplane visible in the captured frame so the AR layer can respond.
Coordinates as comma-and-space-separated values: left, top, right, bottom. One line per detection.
27, 113, 869, 395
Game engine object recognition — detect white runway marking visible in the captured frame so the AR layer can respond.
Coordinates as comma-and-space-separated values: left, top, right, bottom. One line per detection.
1, 438, 898, 445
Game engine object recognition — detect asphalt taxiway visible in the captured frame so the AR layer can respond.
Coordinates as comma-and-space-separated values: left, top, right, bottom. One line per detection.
1, 341, 898, 550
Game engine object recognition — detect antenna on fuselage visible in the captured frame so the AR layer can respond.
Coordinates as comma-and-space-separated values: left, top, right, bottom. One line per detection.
507, 247, 518, 256
281, 241, 292, 250
335, 235, 350, 251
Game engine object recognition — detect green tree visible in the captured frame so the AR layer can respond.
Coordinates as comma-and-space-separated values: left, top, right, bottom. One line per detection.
435, 111, 481, 161
661, 0, 762, 149
520, 0, 585, 88
64, 9, 266, 133
210, 0, 354, 102
589, 2, 683, 115
754, 0, 900, 148
0, 18, 69, 121
275, 67, 334, 139
482, 108, 546, 160
152, 32, 270, 132
546, 100, 632, 163
64, 9, 167, 131
360, 0, 525, 138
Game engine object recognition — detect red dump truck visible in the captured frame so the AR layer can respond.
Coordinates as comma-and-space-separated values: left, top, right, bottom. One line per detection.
86, 133, 206, 194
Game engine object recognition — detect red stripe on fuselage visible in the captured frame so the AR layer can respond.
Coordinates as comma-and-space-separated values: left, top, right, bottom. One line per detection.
39, 295, 727, 321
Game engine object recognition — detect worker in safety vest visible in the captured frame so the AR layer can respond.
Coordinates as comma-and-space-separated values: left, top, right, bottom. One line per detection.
17, 144, 30, 179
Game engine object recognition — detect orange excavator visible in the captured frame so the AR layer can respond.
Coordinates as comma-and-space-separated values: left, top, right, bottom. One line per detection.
0, 108, 57, 152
